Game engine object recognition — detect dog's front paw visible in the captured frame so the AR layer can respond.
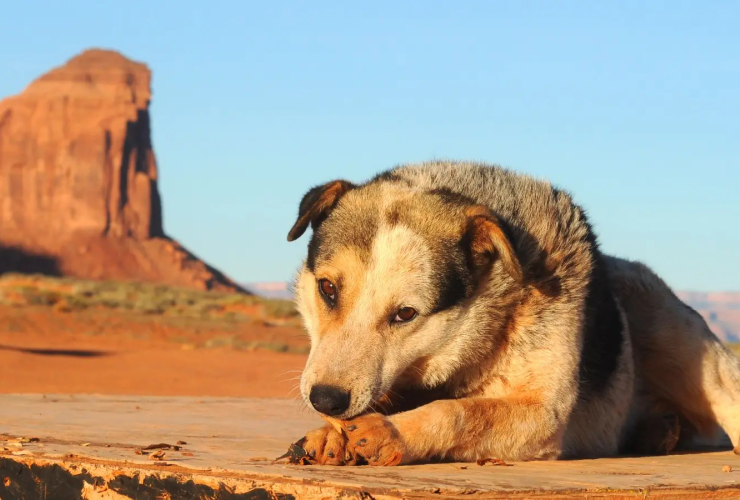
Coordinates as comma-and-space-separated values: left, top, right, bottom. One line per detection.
301, 424, 353, 465
342, 413, 405, 466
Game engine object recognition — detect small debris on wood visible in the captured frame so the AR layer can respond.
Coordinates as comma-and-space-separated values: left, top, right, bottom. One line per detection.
321, 415, 346, 436
458, 466, 468, 470
142, 443, 172, 450
141, 442, 181, 451
4, 477, 10, 487
275, 439, 314, 465
16, 437, 39, 443
134, 449, 148, 456
723, 465, 733, 473
177, 440, 187, 445
80, 443, 91, 447
149, 450, 166, 461
476, 458, 511, 467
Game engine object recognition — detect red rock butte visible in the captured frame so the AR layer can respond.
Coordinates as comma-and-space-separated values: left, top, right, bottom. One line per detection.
0, 48, 244, 292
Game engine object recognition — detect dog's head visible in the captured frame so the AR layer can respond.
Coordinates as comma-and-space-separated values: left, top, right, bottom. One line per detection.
287, 176, 522, 418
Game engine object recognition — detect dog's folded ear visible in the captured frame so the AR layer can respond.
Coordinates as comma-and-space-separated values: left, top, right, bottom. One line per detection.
464, 206, 523, 284
287, 180, 356, 241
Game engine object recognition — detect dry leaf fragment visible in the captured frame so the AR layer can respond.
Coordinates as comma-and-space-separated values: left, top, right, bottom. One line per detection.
149, 450, 166, 461
321, 415, 345, 436
723, 465, 733, 473
142, 443, 174, 450
476, 458, 511, 467
274, 439, 314, 465
141, 442, 180, 451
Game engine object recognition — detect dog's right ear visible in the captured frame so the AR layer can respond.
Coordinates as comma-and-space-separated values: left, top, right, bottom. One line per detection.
287, 180, 355, 241
464, 206, 523, 284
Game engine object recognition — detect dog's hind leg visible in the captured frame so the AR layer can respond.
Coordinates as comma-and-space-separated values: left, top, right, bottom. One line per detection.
608, 257, 740, 452
623, 412, 681, 456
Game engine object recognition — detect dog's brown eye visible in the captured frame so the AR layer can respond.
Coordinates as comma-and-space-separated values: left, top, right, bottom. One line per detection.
393, 307, 417, 323
318, 279, 337, 304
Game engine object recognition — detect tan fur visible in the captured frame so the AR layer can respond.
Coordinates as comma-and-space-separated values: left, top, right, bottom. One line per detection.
289, 161, 740, 465
287, 180, 353, 242
465, 206, 523, 283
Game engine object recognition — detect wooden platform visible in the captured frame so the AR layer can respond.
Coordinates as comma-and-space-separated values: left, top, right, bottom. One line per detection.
1, 395, 740, 499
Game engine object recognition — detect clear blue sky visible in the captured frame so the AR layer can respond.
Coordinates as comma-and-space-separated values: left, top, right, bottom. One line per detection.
1, 1, 738, 291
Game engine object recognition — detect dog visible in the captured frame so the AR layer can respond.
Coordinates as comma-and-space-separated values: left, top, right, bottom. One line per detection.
286, 160, 740, 466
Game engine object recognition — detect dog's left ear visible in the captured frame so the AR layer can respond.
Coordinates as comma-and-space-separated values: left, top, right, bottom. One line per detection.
287, 180, 355, 241
464, 206, 523, 284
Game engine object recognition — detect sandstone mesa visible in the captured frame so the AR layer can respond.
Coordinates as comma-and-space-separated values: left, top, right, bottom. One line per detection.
0, 48, 243, 292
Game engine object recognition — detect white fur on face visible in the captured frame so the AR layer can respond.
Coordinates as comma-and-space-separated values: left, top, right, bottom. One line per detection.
298, 223, 466, 417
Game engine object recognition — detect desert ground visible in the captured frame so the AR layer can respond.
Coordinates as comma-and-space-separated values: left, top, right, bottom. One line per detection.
0, 274, 309, 399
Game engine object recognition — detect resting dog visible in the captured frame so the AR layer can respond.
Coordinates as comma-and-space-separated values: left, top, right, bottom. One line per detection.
286, 160, 740, 466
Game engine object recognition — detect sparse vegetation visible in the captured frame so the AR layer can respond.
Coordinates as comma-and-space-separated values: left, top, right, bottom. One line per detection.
727, 343, 740, 357
0, 273, 307, 354
0, 273, 298, 321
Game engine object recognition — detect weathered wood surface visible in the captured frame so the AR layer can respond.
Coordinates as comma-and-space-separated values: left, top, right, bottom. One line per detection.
1, 394, 740, 499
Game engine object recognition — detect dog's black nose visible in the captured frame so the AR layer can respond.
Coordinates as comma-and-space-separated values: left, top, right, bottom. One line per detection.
309, 385, 351, 416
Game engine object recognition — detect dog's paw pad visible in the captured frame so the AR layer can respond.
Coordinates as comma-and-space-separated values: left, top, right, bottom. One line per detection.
341, 414, 405, 466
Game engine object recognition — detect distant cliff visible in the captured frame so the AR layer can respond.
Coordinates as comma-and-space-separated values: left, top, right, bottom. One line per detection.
677, 291, 740, 343
0, 49, 244, 292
